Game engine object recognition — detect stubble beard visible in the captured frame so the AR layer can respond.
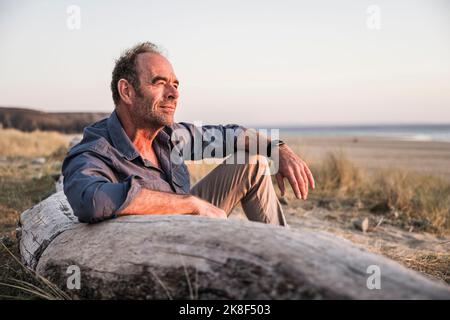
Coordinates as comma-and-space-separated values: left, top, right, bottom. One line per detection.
134, 94, 174, 128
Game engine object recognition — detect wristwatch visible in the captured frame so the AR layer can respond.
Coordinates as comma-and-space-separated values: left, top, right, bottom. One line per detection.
267, 139, 285, 157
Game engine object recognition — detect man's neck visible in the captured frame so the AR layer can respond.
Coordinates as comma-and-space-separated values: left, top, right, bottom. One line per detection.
115, 106, 163, 156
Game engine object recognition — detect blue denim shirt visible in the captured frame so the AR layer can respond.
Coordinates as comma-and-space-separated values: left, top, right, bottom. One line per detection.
62, 110, 245, 223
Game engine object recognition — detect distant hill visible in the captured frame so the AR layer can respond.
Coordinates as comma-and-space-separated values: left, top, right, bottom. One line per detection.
0, 107, 110, 133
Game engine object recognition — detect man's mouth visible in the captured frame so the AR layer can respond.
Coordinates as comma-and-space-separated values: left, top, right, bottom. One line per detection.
159, 105, 176, 113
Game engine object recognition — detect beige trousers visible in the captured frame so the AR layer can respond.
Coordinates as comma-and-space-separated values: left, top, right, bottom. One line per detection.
189, 152, 287, 226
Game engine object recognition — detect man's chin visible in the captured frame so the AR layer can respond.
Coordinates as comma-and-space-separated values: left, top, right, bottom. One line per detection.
155, 115, 174, 127
161, 115, 174, 126
164, 119, 174, 127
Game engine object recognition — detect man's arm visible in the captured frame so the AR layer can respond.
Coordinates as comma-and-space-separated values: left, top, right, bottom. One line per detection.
173, 122, 246, 160
117, 188, 226, 219
62, 151, 226, 223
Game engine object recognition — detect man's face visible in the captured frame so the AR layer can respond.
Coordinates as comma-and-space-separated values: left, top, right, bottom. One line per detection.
132, 52, 179, 127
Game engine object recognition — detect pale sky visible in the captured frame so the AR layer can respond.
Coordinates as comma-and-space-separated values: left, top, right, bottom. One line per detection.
0, 0, 449, 126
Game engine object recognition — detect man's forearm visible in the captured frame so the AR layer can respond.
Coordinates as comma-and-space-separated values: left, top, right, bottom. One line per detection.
237, 128, 272, 154
117, 189, 197, 216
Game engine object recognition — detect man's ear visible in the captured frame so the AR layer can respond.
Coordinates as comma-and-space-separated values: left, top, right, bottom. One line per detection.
117, 79, 134, 105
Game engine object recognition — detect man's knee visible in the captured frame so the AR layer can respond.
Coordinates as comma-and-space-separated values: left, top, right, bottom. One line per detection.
248, 152, 269, 164
227, 151, 267, 164
232, 152, 272, 181
227, 152, 268, 168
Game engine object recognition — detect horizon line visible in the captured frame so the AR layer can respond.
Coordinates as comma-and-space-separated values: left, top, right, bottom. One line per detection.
1, 105, 450, 128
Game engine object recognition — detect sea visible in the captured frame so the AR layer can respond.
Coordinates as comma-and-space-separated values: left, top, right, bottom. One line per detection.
257, 124, 450, 142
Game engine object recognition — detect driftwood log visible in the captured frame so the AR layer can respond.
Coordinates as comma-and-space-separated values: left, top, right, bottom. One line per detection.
17, 191, 450, 299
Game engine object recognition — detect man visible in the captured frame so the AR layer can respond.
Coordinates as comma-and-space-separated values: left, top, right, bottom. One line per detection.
62, 42, 315, 225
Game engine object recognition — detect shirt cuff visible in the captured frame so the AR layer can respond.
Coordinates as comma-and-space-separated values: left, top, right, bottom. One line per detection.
114, 175, 144, 217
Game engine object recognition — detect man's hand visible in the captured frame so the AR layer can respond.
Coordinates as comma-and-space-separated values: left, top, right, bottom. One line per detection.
191, 196, 228, 219
275, 144, 315, 200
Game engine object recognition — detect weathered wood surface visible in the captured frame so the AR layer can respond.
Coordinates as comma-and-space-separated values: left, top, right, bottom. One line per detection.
18, 191, 78, 270
18, 191, 450, 299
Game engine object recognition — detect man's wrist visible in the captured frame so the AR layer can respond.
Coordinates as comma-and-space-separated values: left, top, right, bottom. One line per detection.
267, 139, 286, 157
187, 195, 200, 215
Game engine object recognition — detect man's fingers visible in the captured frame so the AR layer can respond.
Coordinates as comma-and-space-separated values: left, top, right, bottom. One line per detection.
286, 173, 301, 199
304, 163, 315, 189
299, 166, 309, 198
294, 167, 307, 200
276, 173, 285, 196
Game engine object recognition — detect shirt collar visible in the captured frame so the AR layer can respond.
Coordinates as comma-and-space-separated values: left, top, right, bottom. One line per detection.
106, 110, 173, 160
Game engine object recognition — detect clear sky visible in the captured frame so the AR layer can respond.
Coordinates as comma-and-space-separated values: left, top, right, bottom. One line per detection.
0, 0, 449, 126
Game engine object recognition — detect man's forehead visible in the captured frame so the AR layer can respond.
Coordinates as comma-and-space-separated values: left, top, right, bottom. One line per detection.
136, 52, 176, 78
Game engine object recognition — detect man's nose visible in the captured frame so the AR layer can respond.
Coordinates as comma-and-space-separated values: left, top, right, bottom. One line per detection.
165, 84, 179, 100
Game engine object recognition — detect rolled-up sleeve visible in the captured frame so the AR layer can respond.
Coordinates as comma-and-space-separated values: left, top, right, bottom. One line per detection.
62, 152, 142, 223
172, 122, 247, 161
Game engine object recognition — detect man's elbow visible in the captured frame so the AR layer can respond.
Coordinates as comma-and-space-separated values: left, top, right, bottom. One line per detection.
63, 179, 127, 223
71, 203, 103, 224
74, 209, 96, 223
66, 191, 117, 224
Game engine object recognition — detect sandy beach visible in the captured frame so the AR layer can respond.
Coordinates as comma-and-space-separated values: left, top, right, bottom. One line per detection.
283, 135, 450, 180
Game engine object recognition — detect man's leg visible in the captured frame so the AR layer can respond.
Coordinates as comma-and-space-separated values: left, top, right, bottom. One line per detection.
189, 152, 287, 226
